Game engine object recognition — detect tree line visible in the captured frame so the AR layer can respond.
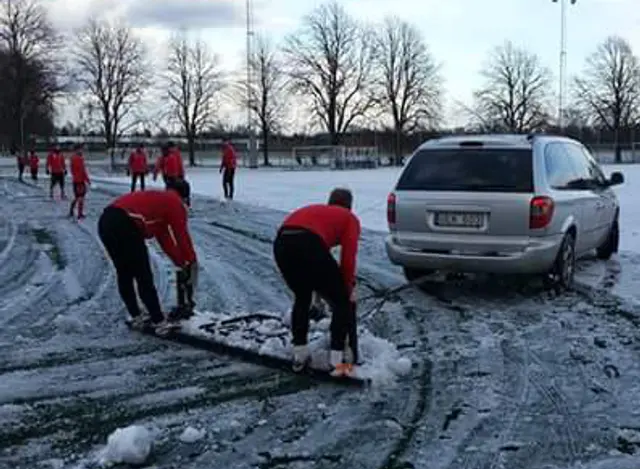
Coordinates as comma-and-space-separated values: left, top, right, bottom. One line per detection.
2, 0, 639, 165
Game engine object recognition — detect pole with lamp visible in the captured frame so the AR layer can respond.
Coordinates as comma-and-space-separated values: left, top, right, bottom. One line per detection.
245, 0, 258, 168
552, 0, 576, 132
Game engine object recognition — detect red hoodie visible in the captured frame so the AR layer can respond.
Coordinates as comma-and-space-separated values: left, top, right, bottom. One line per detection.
129, 148, 148, 174
221, 143, 237, 170
29, 152, 39, 169
46, 151, 65, 174
70, 152, 90, 184
164, 148, 184, 178
111, 190, 197, 268
280, 204, 361, 294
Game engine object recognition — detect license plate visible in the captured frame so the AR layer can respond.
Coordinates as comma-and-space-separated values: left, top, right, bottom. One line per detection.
434, 211, 484, 228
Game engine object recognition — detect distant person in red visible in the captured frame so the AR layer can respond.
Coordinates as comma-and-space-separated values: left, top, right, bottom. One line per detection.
46, 145, 66, 199
164, 140, 185, 182
97, 179, 198, 336
28, 150, 39, 181
273, 188, 361, 377
220, 138, 237, 200
164, 141, 189, 203
14, 147, 25, 182
153, 145, 168, 185
68, 144, 91, 219
128, 143, 148, 191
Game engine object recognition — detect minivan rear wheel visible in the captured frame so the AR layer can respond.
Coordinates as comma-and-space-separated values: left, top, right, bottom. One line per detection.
596, 217, 619, 260
544, 232, 576, 292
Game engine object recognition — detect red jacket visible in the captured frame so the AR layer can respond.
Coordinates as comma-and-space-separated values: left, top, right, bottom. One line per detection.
164, 149, 184, 178
29, 153, 39, 169
46, 151, 65, 174
129, 149, 148, 174
221, 143, 237, 170
154, 155, 165, 179
280, 204, 361, 293
111, 190, 197, 268
70, 152, 90, 184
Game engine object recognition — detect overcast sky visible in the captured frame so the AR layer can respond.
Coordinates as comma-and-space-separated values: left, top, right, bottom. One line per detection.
44, 0, 640, 130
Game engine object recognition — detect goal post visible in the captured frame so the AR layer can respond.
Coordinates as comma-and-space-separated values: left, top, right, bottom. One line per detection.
288, 145, 380, 170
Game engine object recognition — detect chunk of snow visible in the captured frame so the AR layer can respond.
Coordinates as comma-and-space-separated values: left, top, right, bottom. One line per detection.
179, 426, 205, 443
53, 313, 89, 334
390, 356, 412, 376
97, 425, 153, 466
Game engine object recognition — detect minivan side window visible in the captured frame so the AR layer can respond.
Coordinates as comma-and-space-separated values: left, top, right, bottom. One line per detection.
564, 143, 593, 181
579, 145, 608, 185
544, 143, 578, 189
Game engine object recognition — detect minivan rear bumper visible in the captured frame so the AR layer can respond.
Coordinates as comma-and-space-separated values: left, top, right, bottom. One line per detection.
385, 233, 563, 274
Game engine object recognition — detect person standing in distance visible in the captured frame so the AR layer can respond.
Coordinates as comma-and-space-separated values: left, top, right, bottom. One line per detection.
97, 179, 198, 336
273, 188, 361, 377
46, 144, 66, 199
220, 138, 237, 200
128, 143, 148, 191
68, 143, 91, 219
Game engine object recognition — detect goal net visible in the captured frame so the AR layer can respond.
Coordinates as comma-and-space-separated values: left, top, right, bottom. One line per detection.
288, 145, 380, 170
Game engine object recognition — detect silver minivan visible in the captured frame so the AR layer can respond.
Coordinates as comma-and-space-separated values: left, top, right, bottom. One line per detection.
385, 133, 624, 290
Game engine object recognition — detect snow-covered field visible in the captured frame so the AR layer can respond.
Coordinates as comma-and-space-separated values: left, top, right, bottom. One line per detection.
1, 162, 640, 469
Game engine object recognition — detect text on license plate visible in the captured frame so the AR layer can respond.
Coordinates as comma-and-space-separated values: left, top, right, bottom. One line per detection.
434, 212, 484, 227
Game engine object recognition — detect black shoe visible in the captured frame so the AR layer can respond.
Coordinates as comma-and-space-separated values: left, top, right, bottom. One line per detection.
167, 305, 194, 321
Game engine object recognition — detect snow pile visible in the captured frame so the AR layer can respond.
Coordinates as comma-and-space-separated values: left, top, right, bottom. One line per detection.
181, 309, 412, 386
97, 424, 154, 466
178, 426, 206, 443
52, 313, 90, 334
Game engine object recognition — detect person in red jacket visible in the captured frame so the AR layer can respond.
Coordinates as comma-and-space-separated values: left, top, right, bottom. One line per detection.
273, 187, 361, 377
128, 143, 148, 191
97, 179, 197, 336
46, 145, 66, 199
28, 150, 39, 181
220, 139, 237, 200
153, 145, 168, 184
164, 141, 189, 204
68, 144, 91, 219
164, 141, 185, 182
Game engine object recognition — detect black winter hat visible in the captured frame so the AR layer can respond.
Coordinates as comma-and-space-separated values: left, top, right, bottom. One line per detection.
167, 178, 191, 206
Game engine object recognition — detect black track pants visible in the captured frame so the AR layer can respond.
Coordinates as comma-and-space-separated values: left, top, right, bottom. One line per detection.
222, 168, 235, 199
273, 228, 357, 357
98, 206, 164, 323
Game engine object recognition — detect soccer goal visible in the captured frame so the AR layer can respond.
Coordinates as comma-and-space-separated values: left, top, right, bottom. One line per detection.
288, 145, 380, 170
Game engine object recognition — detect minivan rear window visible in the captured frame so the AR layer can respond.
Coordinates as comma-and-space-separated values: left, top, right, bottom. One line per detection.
395, 148, 533, 192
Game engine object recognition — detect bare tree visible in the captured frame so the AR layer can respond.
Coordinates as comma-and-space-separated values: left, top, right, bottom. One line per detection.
236, 34, 287, 166
373, 16, 442, 165
283, 1, 375, 145
470, 40, 552, 132
165, 33, 223, 166
573, 36, 640, 163
71, 18, 150, 166
0, 0, 62, 149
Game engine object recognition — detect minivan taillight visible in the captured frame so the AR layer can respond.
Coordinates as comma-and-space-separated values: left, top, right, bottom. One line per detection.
387, 192, 396, 227
529, 196, 554, 229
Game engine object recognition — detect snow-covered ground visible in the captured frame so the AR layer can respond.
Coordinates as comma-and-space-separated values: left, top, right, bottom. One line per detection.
2, 162, 640, 469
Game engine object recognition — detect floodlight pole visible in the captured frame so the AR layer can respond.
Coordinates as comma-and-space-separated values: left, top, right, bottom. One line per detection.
553, 0, 576, 131
245, 0, 258, 168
